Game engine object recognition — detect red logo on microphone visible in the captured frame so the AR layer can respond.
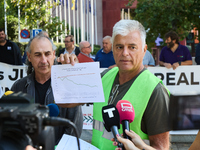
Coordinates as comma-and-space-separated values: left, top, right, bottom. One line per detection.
121, 103, 133, 112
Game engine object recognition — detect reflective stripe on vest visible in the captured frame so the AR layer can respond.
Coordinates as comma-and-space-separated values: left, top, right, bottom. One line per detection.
93, 119, 104, 132
93, 119, 114, 140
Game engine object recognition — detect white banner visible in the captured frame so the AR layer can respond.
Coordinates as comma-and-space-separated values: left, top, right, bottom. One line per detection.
0, 62, 27, 93
1, 63, 200, 129
148, 66, 200, 95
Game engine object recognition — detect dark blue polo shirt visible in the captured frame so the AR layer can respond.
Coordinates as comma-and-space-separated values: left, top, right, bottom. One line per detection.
159, 44, 192, 65
0, 41, 15, 65
94, 48, 115, 68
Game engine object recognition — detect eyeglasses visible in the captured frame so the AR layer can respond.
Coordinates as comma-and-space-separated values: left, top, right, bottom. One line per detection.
84, 44, 91, 49
108, 84, 119, 104
64, 41, 72, 43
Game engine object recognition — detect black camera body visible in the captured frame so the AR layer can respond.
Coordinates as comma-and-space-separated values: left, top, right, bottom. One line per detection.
0, 92, 55, 150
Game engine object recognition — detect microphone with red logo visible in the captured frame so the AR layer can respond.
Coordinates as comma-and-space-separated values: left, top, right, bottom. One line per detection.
116, 100, 135, 139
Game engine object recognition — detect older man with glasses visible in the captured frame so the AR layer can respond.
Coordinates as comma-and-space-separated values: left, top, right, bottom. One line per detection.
77, 41, 94, 63
58, 35, 80, 57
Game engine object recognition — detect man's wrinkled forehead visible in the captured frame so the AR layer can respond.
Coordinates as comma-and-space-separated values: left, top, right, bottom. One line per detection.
30, 37, 52, 51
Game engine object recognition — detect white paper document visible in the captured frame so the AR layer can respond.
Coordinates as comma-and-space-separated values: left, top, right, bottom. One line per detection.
55, 134, 100, 150
51, 62, 105, 103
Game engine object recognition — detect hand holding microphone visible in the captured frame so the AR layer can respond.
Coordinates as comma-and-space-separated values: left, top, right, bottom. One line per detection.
112, 129, 156, 150
112, 130, 140, 150
114, 101, 155, 150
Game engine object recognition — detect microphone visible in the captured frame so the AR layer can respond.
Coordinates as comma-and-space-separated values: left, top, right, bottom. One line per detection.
102, 104, 123, 148
116, 100, 135, 139
47, 103, 60, 117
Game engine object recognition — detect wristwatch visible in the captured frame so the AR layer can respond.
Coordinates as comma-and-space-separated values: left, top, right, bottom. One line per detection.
178, 61, 181, 65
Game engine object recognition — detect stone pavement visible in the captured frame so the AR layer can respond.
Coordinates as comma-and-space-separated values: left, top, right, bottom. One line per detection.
171, 143, 191, 150
80, 129, 196, 150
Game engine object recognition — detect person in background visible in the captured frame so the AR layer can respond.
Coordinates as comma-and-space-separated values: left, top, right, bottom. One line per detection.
78, 41, 94, 63
11, 33, 83, 144
159, 31, 192, 70
94, 36, 116, 68
143, 50, 155, 67
0, 28, 22, 65
58, 35, 80, 56
195, 43, 200, 65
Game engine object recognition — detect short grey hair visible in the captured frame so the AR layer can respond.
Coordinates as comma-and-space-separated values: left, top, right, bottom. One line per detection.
37, 31, 49, 37
79, 41, 85, 51
112, 20, 146, 50
103, 36, 112, 43
25, 33, 56, 53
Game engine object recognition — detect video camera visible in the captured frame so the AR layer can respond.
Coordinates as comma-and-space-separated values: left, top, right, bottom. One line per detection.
0, 92, 55, 150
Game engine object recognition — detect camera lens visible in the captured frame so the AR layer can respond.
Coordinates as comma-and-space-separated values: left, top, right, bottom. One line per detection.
0, 127, 32, 150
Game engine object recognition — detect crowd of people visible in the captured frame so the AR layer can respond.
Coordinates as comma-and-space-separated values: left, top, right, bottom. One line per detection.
0, 18, 200, 150
0, 27, 196, 69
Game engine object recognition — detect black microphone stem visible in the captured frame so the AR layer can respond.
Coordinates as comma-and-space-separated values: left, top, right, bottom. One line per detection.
111, 126, 124, 149
111, 125, 120, 141
122, 120, 131, 140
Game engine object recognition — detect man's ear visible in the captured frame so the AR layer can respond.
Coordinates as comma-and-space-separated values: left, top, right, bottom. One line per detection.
27, 52, 31, 61
81, 49, 85, 53
144, 44, 147, 53
53, 50, 56, 59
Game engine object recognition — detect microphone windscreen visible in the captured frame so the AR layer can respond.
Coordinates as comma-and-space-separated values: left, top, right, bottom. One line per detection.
116, 100, 135, 124
102, 104, 120, 132
47, 103, 60, 117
